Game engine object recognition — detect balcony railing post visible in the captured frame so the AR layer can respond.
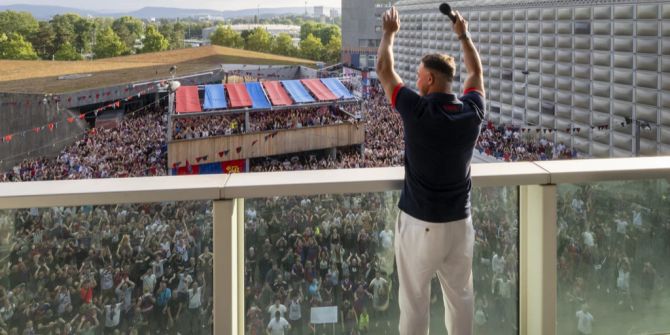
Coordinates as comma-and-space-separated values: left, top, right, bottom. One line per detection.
520, 185, 557, 335
213, 199, 239, 335
236, 199, 246, 332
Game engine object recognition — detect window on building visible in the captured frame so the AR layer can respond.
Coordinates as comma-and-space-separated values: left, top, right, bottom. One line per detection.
375, 26, 381, 32
490, 105, 501, 114
502, 69, 514, 81
541, 101, 555, 115
575, 22, 591, 35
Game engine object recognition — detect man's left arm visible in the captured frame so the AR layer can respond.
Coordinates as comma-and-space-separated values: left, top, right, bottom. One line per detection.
376, 6, 403, 104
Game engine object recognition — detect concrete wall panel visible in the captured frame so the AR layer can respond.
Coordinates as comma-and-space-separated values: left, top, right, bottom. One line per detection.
574, 94, 590, 109
593, 52, 611, 67
574, 51, 590, 64
575, 7, 591, 20
557, 8, 572, 20
637, 105, 657, 123
614, 53, 634, 68
636, 72, 658, 89
592, 83, 610, 98
593, 21, 611, 35
574, 36, 590, 50
637, 21, 658, 36
593, 37, 611, 51
613, 69, 633, 85
638, 39, 659, 54
614, 5, 634, 19
636, 89, 657, 106
557, 78, 571, 90
613, 85, 633, 101
574, 65, 590, 80
614, 22, 634, 36
593, 97, 610, 113
614, 38, 634, 52
557, 22, 572, 34
594, 6, 611, 20
638, 5, 658, 19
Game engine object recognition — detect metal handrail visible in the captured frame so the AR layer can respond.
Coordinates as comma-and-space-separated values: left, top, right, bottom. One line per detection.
1, 157, 669, 209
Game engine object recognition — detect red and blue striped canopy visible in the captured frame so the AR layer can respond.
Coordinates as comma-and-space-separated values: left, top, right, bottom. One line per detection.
175, 78, 354, 114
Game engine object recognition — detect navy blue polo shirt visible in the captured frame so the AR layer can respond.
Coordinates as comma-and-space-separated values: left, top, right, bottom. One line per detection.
392, 84, 485, 223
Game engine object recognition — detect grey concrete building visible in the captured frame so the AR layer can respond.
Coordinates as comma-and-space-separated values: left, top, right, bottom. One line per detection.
342, 0, 395, 70
394, 0, 670, 157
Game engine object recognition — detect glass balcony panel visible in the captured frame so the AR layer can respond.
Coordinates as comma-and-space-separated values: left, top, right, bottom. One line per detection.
0, 200, 214, 334
557, 180, 670, 335
244, 187, 519, 334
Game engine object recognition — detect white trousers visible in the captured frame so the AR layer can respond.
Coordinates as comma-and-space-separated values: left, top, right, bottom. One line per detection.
395, 211, 475, 335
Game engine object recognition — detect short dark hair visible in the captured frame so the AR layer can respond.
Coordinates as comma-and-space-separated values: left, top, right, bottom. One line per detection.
421, 54, 455, 82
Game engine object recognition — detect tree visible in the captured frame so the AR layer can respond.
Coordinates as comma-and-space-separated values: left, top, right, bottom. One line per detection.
245, 27, 272, 52
54, 41, 82, 60
171, 21, 185, 49
142, 25, 168, 53
0, 33, 38, 60
0, 11, 39, 37
300, 21, 319, 41
30, 21, 56, 59
299, 33, 324, 61
272, 33, 297, 57
209, 25, 243, 48
51, 14, 80, 48
93, 27, 126, 59
112, 16, 144, 51
73, 17, 96, 54
324, 34, 341, 64
317, 25, 340, 46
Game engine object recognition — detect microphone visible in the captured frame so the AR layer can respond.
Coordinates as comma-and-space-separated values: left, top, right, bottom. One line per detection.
439, 3, 457, 23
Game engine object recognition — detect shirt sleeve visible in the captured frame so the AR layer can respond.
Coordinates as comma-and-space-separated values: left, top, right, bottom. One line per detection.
460, 90, 486, 120
391, 84, 421, 119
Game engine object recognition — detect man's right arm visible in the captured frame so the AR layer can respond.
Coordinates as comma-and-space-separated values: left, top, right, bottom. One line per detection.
376, 6, 403, 104
453, 11, 485, 97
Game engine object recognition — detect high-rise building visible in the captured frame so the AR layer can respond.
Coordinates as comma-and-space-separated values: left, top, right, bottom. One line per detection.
342, 0, 394, 70
330, 8, 340, 19
314, 6, 325, 17
394, 0, 670, 157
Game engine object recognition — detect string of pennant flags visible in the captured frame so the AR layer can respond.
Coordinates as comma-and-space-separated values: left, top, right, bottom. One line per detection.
1, 90, 149, 144
0, 96, 167, 165
172, 130, 282, 168
506, 118, 660, 135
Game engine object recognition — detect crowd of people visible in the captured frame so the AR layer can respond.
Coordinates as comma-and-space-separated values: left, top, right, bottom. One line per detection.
0, 103, 167, 182
0, 77, 626, 335
476, 121, 578, 162
555, 182, 670, 334
171, 106, 355, 141
0, 201, 214, 335
241, 185, 521, 334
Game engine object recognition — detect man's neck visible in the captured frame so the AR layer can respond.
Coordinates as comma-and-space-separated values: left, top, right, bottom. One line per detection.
425, 86, 453, 96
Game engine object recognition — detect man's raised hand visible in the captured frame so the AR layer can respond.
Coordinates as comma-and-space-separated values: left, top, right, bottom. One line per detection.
382, 6, 400, 35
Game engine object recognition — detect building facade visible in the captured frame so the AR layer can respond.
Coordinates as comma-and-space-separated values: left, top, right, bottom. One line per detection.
394, 0, 670, 157
342, 0, 395, 70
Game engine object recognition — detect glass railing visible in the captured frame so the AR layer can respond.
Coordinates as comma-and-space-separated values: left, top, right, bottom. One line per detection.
0, 157, 669, 335
556, 179, 670, 335
0, 200, 213, 335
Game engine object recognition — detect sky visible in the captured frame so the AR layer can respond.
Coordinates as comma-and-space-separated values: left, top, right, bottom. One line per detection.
6, 0, 341, 12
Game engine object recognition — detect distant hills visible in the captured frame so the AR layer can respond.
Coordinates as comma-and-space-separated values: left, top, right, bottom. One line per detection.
0, 4, 339, 20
